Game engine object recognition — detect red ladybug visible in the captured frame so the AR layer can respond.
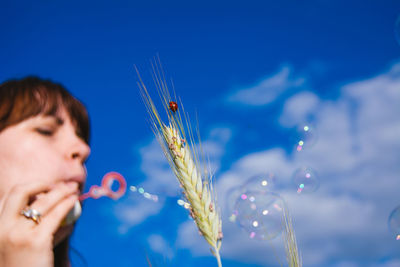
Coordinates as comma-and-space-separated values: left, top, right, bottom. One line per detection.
169, 101, 178, 112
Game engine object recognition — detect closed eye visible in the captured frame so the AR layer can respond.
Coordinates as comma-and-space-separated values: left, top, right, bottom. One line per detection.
35, 128, 54, 136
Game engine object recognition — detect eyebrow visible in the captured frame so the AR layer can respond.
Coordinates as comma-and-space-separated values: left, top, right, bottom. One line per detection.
43, 115, 64, 126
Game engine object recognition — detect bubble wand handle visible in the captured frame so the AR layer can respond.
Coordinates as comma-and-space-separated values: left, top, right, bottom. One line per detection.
79, 171, 127, 201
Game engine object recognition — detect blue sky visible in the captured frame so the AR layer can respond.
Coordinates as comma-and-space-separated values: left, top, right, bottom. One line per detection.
1, 1, 400, 266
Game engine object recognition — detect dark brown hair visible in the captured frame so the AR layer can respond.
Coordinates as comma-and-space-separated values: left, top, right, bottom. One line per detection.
0, 76, 90, 144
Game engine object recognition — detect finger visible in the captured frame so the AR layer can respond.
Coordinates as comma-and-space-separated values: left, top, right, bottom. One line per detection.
29, 182, 79, 217
38, 194, 78, 234
1, 182, 52, 220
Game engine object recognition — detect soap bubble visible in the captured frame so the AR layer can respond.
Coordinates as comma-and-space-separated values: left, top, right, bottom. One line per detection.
226, 186, 242, 211
388, 206, 400, 240
129, 185, 159, 202
226, 173, 277, 223
244, 173, 277, 193
234, 191, 285, 240
293, 124, 318, 152
226, 186, 242, 222
292, 167, 319, 194
395, 16, 400, 46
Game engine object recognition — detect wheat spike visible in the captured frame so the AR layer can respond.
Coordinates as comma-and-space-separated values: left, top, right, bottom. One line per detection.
137, 60, 223, 267
163, 125, 223, 248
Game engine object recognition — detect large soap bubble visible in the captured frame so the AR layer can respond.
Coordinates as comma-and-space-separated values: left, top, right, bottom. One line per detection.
226, 186, 242, 217
226, 173, 278, 223
388, 206, 400, 240
243, 173, 277, 193
234, 191, 285, 240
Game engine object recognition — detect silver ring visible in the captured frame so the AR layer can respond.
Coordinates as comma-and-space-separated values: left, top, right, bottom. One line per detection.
21, 208, 41, 224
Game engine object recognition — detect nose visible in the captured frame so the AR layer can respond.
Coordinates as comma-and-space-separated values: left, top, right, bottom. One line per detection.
69, 138, 91, 164
63, 136, 90, 188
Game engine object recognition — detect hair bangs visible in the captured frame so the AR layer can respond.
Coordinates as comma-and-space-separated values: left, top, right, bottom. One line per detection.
0, 76, 90, 144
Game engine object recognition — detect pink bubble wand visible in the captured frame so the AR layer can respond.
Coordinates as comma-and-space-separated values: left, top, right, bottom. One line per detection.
79, 171, 127, 201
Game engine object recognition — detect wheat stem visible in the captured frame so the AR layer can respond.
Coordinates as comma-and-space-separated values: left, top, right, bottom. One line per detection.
282, 203, 302, 267
215, 247, 222, 267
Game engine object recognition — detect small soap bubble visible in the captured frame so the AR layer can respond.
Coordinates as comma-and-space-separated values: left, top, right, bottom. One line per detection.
176, 199, 191, 210
128, 184, 159, 202
388, 206, 400, 240
234, 191, 284, 240
244, 173, 277, 193
292, 167, 319, 194
130, 186, 137, 192
293, 124, 318, 152
395, 16, 400, 46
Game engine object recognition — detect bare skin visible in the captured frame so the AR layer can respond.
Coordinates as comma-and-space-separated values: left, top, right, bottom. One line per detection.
0, 108, 90, 267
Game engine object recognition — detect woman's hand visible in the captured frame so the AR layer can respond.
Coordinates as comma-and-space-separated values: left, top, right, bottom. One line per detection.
0, 181, 79, 267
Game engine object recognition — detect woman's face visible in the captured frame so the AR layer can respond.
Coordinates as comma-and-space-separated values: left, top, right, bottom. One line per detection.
0, 107, 90, 240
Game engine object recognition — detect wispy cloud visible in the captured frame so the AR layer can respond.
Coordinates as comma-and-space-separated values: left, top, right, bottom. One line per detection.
177, 62, 400, 266
279, 91, 320, 127
226, 65, 306, 106
147, 234, 174, 260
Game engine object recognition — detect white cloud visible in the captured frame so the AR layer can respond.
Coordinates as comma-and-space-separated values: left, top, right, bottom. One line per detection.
279, 91, 320, 127
111, 139, 178, 233
176, 62, 400, 266
147, 234, 174, 260
114, 195, 163, 234
227, 65, 306, 106
139, 139, 180, 197
197, 127, 232, 176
